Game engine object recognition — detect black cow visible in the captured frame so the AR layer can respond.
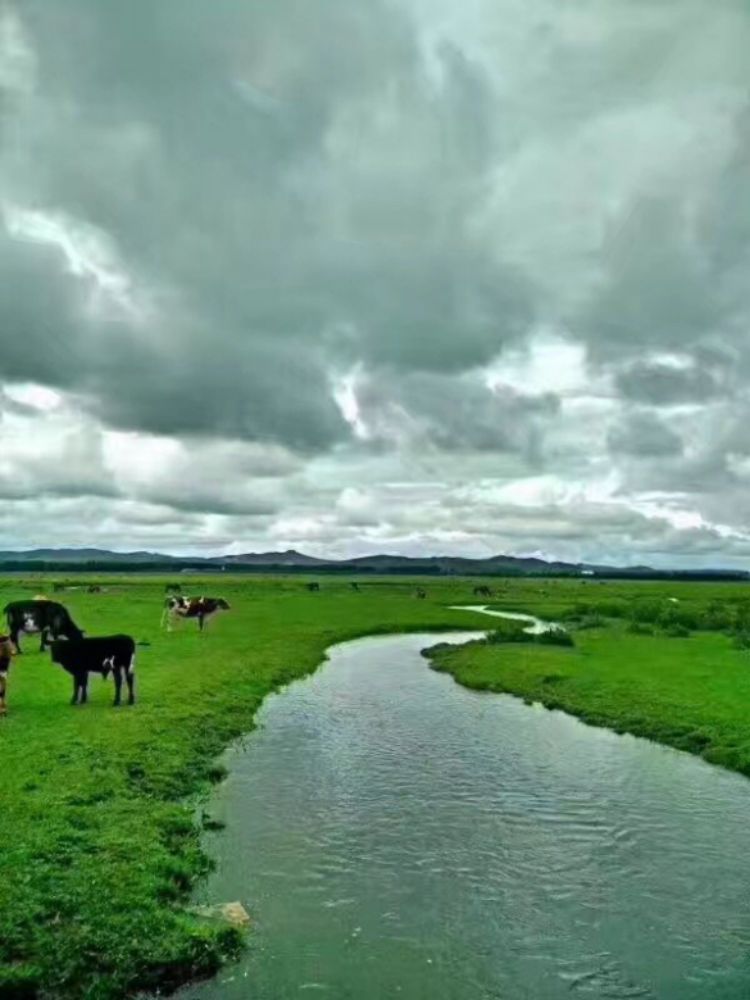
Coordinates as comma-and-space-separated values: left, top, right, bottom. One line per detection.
350, 582, 360, 592
49, 635, 136, 706
162, 596, 231, 632
473, 585, 493, 598
4, 600, 83, 654
307, 582, 320, 593
415, 588, 427, 599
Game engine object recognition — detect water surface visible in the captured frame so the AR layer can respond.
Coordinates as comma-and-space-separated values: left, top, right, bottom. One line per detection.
181, 629, 750, 1000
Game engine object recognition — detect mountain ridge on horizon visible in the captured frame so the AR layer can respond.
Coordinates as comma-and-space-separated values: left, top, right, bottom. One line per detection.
0, 546, 744, 579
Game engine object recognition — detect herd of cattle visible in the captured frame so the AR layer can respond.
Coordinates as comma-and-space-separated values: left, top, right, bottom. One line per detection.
0, 581, 498, 716
0, 591, 231, 715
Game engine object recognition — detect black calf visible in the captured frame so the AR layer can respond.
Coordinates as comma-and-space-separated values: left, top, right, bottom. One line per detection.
49, 635, 136, 706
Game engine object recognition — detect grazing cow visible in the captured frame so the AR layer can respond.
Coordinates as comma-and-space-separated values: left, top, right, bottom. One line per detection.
307, 582, 320, 592
165, 583, 182, 594
415, 588, 427, 599
49, 635, 136, 706
162, 596, 231, 632
0, 634, 12, 715
4, 600, 84, 654
350, 582, 360, 592
473, 585, 493, 598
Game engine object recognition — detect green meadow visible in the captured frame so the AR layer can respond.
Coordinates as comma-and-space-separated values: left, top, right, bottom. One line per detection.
2, 574, 750, 998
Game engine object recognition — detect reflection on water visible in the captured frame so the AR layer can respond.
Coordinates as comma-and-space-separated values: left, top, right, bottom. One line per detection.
180, 631, 750, 1000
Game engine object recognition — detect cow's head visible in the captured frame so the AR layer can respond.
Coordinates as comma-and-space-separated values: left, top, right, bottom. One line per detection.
217, 598, 231, 610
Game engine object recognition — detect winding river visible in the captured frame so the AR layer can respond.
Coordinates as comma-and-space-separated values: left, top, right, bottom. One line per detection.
180, 611, 750, 999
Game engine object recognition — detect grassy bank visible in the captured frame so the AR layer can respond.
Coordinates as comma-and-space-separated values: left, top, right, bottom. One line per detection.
3, 574, 750, 997
428, 620, 750, 776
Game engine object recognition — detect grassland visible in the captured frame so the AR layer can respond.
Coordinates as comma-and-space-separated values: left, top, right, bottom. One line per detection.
2, 574, 750, 998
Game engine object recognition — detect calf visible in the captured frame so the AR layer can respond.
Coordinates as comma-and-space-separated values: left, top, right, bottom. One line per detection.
0, 634, 12, 715
49, 635, 136, 706
162, 596, 230, 632
4, 600, 84, 654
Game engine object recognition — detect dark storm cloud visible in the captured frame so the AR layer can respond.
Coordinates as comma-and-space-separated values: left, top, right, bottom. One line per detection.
0, 0, 532, 453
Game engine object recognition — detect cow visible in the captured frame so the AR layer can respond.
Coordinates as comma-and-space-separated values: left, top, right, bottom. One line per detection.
162, 596, 231, 632
49, 635, 136, 706
350, 582, 361, 592
473, 585, 493, 598
4, 600, 84, 654
415, 588, 427, 599
307, 582, 320, 593
87, 585, 102, 594
0, 634, 12, 715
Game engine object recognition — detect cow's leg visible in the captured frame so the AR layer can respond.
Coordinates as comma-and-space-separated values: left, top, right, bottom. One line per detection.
39, 627, 50, 652
71, 675, 80, 705
79, 673, 88, 704
198, 614, 205, 632
11, 626, 21, 655
125, 657, 136, 705
113, 667, 122, 707
0, 674, 6, 715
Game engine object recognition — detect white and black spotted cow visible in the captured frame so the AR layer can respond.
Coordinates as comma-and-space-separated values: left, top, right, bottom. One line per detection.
4, 600, 84, 654
49, 635, 136, 706
162, 596, 231, 632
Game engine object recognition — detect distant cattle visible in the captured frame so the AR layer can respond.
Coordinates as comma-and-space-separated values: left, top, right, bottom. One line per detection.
350, 582, 361, 592
87, 585, 102, 594
307, 582, 320, 593
162, 596, 231, 632
473, 585, 493, 598
164, 583, 182, 594
415, 588, 427, 599
4, 600, 84, 654
49, 635, 136, 706
0, 634, 12, 715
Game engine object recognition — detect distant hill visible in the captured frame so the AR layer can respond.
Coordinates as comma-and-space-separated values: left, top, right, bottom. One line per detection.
0, 547, 746, 580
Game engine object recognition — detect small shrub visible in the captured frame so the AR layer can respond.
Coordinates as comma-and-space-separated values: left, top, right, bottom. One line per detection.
537, 627, 574, 647
485, 626, 534, 645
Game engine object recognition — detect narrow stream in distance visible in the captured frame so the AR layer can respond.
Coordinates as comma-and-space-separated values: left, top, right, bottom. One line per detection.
179, 617, 750, 1000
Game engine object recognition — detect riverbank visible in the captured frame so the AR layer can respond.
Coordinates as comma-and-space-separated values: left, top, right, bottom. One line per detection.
427, 620, 750, 776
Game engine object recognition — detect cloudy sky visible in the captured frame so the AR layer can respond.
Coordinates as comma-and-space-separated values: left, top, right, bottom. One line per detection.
1, 0, 749, 566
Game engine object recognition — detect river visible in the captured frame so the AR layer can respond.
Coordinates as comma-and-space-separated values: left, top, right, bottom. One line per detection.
179, 615, 750, 999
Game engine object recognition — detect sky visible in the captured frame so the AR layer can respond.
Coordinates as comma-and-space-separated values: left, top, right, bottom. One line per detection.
1, 0, 750, 567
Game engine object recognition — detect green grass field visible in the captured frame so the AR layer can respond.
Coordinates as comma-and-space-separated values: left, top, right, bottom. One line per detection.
2, 574, 750, 998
